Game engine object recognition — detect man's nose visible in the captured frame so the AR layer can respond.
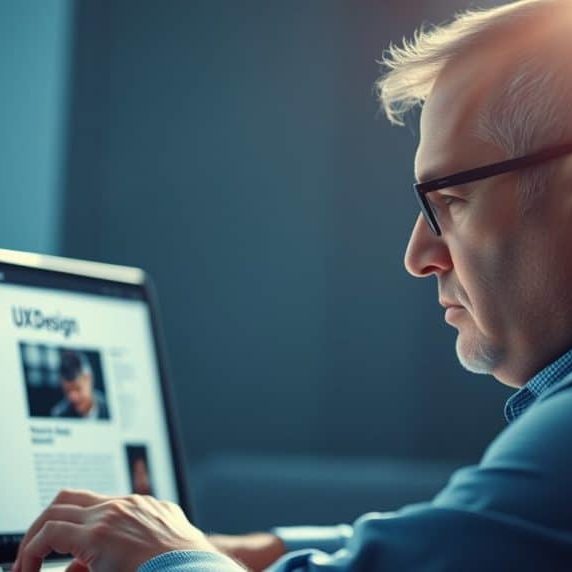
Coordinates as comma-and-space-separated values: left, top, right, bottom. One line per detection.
404, 213, 453, 277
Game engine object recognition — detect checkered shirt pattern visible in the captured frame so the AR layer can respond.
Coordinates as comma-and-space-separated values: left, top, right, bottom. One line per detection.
504, 347, 572, 423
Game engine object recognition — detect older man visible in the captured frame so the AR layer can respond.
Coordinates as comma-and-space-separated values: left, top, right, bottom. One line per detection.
14, 0, 572, 570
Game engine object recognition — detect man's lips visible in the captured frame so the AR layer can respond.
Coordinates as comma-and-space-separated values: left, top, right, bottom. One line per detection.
439, 300, 465, 324
439, 299, 463, 309
442, 304, 465, 324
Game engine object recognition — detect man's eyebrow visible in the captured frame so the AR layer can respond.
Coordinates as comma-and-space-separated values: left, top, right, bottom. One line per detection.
416, 161, 468, 184
414, 154, 449, 184
415, 168, 441, 184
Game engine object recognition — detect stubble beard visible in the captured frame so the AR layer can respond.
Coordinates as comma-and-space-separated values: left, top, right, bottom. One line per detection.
443, 280, 504, 375
455, 328, 503, 375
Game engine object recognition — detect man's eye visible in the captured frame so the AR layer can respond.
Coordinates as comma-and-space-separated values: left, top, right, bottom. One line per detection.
441, 195, 461, 206
433, 191, 465, 206
427, 193, 464, 217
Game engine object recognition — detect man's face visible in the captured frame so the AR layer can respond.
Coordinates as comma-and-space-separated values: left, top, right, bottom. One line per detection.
132, 458, 152, 495
62, 373, 94, 415
404, 55, 572, 387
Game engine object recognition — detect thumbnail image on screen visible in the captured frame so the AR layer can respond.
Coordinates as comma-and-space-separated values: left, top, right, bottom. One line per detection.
125, 444, 155, 496
20, 343, 110, 420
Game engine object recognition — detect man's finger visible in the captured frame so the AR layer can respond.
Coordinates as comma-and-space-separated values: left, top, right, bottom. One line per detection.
20, 490, 107, 551
64, 559, 89, 572
20, 521, 85, 572
15, 504, 88, 571
50, 489, 111, 508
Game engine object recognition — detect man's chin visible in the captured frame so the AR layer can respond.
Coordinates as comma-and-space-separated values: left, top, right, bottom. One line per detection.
455, 333, 501, 375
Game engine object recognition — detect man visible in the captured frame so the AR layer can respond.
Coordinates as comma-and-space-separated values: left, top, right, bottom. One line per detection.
130, 457, 154, 496
14, 0, 572, 569
50, 350, 109, 420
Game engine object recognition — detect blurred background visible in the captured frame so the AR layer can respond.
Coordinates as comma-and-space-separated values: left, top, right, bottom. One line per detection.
1, 0, 512, 533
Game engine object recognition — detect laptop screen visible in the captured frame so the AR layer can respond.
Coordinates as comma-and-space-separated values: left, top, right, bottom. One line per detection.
0, 258, 185, 560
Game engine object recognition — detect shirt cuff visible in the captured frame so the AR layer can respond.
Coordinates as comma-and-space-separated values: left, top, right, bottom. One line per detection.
137, 550, 245, 572
271, 524, 353, 554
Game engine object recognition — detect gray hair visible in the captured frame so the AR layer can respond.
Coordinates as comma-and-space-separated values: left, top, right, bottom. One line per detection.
377, 0, 572, 204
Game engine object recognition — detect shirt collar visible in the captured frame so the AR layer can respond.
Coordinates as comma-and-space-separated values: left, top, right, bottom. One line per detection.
504, 347, 572, 423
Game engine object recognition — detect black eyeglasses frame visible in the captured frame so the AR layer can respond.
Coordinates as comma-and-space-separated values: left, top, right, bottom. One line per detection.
413, 141, 572, 236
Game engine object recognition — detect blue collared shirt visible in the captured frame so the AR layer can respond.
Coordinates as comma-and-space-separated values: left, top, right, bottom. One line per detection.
139, 348, 572, 571
504, 348, 572, 422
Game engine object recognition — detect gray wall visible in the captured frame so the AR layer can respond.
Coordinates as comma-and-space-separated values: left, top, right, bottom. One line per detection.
62, 0, 512, 465
0, 1, 70, 254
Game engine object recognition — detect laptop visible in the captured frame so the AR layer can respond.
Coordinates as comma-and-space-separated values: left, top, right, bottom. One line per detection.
0, 249, 191, 571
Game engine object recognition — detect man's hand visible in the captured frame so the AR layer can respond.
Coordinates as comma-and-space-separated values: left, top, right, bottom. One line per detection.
208, 532, 286, 572
13, 489, 218, 572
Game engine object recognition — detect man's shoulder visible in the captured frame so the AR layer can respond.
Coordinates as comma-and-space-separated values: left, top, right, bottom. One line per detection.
50, 398, 75, 417
484, 375, 572, 471
432, 378, 572, 528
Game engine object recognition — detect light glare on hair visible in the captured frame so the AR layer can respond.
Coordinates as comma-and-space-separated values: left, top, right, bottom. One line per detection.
377, 0, 572, 205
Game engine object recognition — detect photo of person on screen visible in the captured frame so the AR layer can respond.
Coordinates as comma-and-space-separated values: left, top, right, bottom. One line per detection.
50, 350, 110, 419
125, 444, 154, 496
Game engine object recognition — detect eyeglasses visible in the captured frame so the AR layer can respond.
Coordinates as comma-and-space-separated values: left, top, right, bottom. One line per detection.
413, 141, 572, 236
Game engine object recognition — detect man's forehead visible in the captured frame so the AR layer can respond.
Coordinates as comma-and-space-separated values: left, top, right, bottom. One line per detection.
415, 90, 483, 183
414, 49, 510, 182
414, 4, 572, 183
